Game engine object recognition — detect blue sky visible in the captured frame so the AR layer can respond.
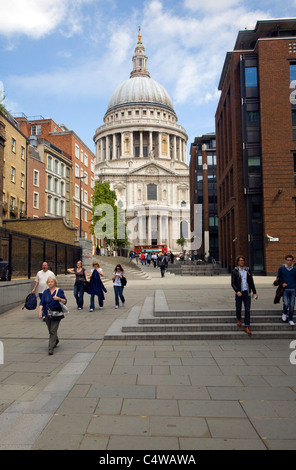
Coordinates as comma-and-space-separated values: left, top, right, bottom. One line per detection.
1, 0, 296, 161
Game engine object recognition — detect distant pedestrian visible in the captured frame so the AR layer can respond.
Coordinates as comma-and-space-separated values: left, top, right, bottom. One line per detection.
32, 262, 55, 300
158, 253, 166, 277
88, 261, 106, 311
231, 256, 258, 336
38, 277, 67, 355
67, 260, 88, 310
112, 264, 126, 309
276, 254, 296, 326
152, 253, 158, 268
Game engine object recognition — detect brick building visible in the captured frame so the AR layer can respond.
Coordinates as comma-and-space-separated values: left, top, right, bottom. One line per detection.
216, 18, 296, 274
0, 111, 27, 223
189, 133, 218, 261
15, 116, 95, 240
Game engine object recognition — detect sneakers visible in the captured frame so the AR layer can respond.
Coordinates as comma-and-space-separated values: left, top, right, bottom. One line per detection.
244, 326, 252, 336
289, 320, 295, 326
282, 313, 288, 322
237, 320, 242, 327
89, 308, 93, 312
115, 305, 119, 309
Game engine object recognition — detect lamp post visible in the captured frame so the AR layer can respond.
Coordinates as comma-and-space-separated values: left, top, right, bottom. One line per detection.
76, 175, 86, 238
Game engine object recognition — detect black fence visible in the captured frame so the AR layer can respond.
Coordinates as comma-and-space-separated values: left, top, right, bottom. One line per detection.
0, 227, 82, 280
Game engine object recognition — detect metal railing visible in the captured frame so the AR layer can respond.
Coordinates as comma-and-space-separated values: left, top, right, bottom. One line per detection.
0, 227, 82, 280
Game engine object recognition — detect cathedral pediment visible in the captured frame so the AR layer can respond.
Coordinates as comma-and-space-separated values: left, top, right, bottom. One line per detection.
128, 161, 177, 177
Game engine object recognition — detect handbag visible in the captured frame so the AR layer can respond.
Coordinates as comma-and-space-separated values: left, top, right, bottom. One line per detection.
121, 276, 127, 287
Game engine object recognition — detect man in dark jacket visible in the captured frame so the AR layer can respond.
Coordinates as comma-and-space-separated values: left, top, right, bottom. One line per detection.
231, 256, 258, 335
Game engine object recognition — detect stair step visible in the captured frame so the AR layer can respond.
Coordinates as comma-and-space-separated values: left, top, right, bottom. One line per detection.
104, 289, 296, 341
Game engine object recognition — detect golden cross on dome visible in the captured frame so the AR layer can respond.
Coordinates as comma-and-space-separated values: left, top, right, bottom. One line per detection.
138, 26, 142, 44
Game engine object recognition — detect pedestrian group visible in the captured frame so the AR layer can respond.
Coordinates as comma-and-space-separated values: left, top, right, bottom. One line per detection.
31, 252, 296, 354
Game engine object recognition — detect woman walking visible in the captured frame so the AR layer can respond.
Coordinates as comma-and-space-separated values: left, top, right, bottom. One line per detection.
112, 264, 126, 309
88, 261, 106, 311
67, 260, 88, 310
38, 277, 67, 355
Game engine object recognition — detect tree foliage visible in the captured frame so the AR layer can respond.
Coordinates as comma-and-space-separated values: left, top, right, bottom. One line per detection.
90, 181, 129, 249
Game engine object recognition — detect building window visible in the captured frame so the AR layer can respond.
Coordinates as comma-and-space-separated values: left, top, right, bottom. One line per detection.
53, 198, 58, 215
75, 164, 79, 177
75, 144, 79, 158
246, 111, 260, 129
60, 181, 65, 197
60, 163, 65, 177
11, 138, 16, 153
147, 184, 157, 200
54, 178, 59, 193
33, 192, 39, 209
20, 173, 25, 188
33, 170, 39, 186
47, 175, 52, 191
47, 155, 52, 171
60, 200, 65, 217
245, 67, 258, 88
21, 146, 25, 160
32, 124, 41, 135
84, 154, 88, 167
11, 167, 16, 183
54, 159, 59, 174
47, 195, 52, 214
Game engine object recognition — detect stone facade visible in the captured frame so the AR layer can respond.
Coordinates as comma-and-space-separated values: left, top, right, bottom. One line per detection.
93, 29, 190, 251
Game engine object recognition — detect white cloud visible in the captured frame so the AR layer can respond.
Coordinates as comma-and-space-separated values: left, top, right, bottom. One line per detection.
139, 0, 271, 106
0, 0, 93, 39
184, 0, 241, 13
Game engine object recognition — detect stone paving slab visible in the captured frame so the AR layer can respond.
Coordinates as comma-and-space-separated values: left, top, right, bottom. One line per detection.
0, 269, 296, 451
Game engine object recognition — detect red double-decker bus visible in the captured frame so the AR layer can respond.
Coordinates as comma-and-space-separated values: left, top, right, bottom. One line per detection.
134, 244, 167, 254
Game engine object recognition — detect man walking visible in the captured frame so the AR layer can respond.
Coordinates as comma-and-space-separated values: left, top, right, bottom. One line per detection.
276, 255, 296, 326
32, 262, 55, 300
231, 256, 258, 335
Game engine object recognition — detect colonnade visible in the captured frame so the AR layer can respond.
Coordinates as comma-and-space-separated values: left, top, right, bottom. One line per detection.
96, 130, 186, 163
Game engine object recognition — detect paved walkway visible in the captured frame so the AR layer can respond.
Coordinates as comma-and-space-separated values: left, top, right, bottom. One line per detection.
0, 262, 296, 450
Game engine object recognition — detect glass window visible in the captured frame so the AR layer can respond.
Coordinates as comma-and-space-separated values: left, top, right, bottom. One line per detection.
290, 63, 296, 82
245, 67, 258, 88
246, 111, 260, 129
248, 156, 261, 174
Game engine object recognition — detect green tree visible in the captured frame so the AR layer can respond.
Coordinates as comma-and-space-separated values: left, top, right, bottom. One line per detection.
176, 237, 187, 251
90, 182, 129, 250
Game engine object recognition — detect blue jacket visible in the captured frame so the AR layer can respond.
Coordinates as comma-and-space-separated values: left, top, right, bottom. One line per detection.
88, 269, 107, 298
40, 288, 67, 316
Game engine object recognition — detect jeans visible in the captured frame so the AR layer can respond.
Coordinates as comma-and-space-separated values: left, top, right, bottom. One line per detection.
235, 291, 251, 326
74, 282, 84, 308
283, 288, 295, 321
114, 285, 125, 307
90, 294, 103, 309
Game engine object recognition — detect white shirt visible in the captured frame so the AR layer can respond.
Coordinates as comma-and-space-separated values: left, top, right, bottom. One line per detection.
35, 269, 55, 294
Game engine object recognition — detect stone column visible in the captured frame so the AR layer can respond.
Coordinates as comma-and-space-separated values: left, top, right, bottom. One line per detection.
113, 134, 116, 160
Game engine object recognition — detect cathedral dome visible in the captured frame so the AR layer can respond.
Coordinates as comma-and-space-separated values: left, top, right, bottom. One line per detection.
107, 76, 175, 114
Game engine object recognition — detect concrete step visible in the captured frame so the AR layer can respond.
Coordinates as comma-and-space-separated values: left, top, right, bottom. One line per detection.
104, 289, 296, 341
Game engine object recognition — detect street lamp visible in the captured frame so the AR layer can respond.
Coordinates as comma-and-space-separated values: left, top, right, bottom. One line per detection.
75, 175, 86, 238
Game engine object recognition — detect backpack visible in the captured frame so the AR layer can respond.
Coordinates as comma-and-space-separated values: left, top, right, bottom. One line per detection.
22, 293, 37, 310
